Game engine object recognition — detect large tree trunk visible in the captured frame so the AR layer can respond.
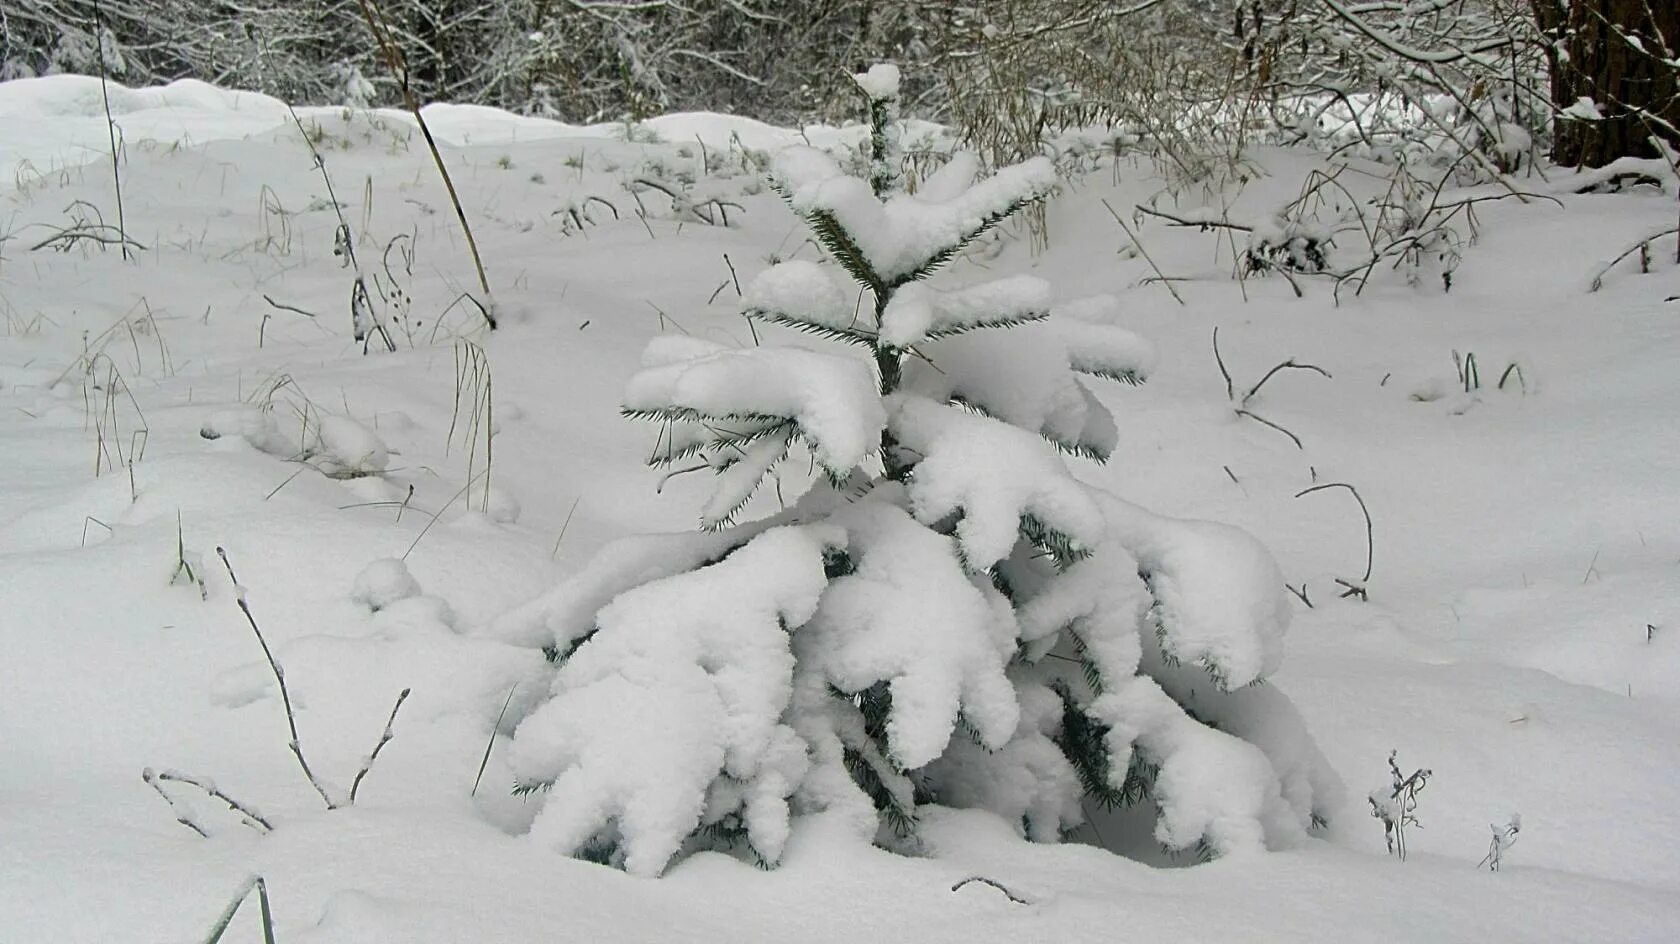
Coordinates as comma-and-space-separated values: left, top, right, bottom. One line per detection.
1535, 0, 1680, 167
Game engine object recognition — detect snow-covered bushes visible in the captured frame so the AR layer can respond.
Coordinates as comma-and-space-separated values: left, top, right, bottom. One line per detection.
496, 66, 1341, 876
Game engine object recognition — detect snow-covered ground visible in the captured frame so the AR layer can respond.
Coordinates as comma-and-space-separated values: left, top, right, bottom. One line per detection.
2, 76, 1677, 942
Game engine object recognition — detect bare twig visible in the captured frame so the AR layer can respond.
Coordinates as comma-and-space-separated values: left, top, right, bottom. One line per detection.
1102, 199, 1184, 305
261, 295, 318, 319
217, 546, 339, 809
143, 767, 274, 834
1588, 227, 1680, 291
1236, 408, 1305, 450
348, 688, 412, 804
1135, 204, 1253, 232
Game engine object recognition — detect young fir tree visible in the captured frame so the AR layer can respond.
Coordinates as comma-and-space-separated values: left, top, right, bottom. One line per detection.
496, 65, 1341, 877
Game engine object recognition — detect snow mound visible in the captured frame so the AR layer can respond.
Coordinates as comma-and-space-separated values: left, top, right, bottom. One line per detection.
352, 558, 422, 611
313, 415, 390, 477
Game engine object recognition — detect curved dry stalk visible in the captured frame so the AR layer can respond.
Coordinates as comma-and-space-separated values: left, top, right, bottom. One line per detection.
1212, 326, 1234, 400
1589, 227, 1680, 291
1241, 359, 1332, 407
1236, 408, 1304, 450
1295, 482, 1373, 599
951, 876, 1031, 905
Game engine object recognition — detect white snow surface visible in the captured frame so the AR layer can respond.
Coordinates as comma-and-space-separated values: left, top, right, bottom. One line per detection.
2, 73, 1679, 943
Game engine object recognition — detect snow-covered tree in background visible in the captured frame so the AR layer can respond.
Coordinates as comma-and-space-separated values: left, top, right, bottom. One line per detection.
494, 65, 1342, 877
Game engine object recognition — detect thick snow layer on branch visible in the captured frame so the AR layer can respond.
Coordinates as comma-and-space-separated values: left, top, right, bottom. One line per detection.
625, 337, 885, 477
1053, 296, 1158, 384
1096, 677, 1298, 855
1017, 543, 1149, 681
771, 148, 1059, 283
742, 261, 860, 333
1096, 493, 1290, 690
915, 152, 981, 203
887, 395, 1101, 568
484, 528, 752, 650
507, 525, 840, 876
905, 327, 1112, 459
926, 679, 1083, 842
900, 294, 1150, 459
803, 494, 1021, 767
1145, 644, 1345, 836
877, 275, 1050, 349
852, 64, 901, 101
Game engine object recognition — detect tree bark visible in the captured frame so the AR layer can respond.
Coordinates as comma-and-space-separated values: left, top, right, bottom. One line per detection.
1536, 0, 1680, 166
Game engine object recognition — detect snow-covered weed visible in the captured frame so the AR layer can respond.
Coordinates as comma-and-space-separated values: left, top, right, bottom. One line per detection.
1369, 750, 1431, 861
1480, 814, 1521, 872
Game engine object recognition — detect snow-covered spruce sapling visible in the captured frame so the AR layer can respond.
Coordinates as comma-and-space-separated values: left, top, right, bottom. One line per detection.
496, 64, 1341, 877
1369, 750, 1430, 861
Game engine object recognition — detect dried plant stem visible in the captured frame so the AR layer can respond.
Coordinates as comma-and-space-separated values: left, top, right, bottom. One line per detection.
286, 107, 395, 352
1242, 360, 1332, 406
143, 767, 274, 834
348, 688, 412, 804
1102, 199, 1184, 305
1235, 408, 1305, 450
1295, 482, 1374, 599
216, 546, 339, 809
1212, 326, 1234, 400
355, 0, 495, 328
950, 876, 1031, 905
